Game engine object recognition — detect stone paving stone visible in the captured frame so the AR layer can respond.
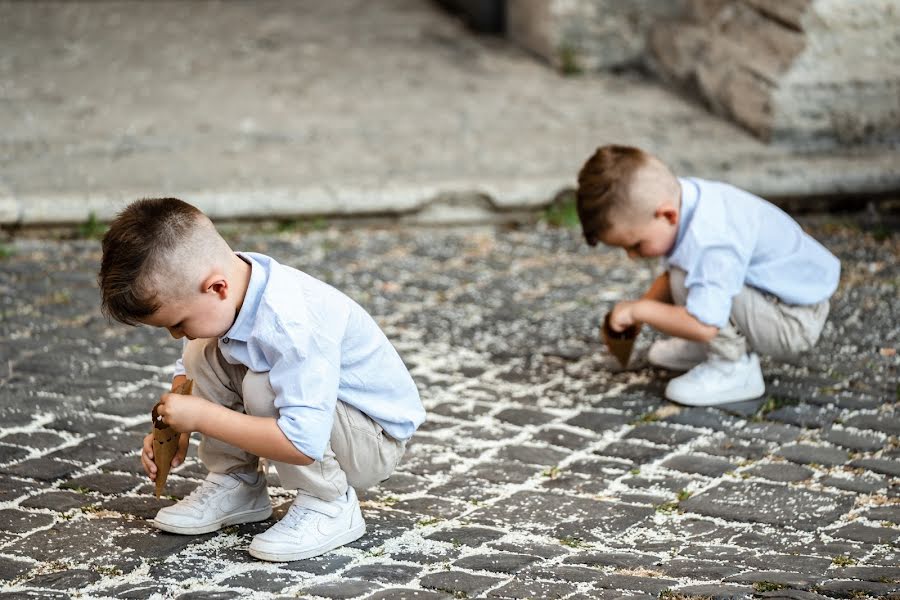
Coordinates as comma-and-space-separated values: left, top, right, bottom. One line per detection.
0, 444, 29, 464
19, 490, 92, 512
524, 565, 603, 583
775, 443, 850, 466
22, 568, 102, 590
675, 583, 755, 599
565, 411, 632, 433
217, 570, 297, 592
820, 426, 886, 451
279, 554, 353, 575
1, 458, 81, 482
657, 558, 743, 579
419, 571, 504, 597
662, 407, 742, 431
694, 438, 771, 460
599, 441, 669, 464
680, 481, 854, 531
767, 404, 840, 429
0, 557, 32, 582
494, 408, 556, 427
820, 474, 887, 494
593, 574, 678, 594
467, 460, 538, 485
531, 425, 596, 452
453, 553, 541, 574
495, 444, 568, 466
661, 454, 736, 477
487, 578, 578, 599
724, 570, 823, 590
488, 540, 567, 559
745, 462, 814, 482
849, 457, 900, 477
735, 422, 802, 444
817, 579, 900, 597
0, 431, 66, 450
830, 522, 900, 544
859, 505, 900, 522
343, 564, 422, 584
366, 590, 452, 600
843, 413, 900, 436
833, 565, 900, 582
100, 495, 173, 519
0, 508, 54, 534
563, 551, 660, 569
392, 496, 467, 519
744, 554, 833, 575
62, 472, 142, 494
426, 526, 506, 547
624, 423, 701, 445
174, 592, 244, 600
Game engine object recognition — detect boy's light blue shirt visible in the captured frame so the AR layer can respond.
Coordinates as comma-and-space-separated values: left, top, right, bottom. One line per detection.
666, 178, 841, 329
175, 252, 424, 462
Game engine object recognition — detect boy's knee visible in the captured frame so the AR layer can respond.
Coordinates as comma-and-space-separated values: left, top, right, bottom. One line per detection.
242, 371, 277, 417
182, 338, 219, 373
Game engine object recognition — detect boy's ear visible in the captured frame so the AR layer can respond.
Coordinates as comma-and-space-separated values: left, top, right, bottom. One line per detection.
201, 273, 229, 299
655, 203, 679, 226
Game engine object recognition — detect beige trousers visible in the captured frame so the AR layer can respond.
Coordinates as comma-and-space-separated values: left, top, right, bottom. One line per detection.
183, 338, 407, 502
668, 268, 830, 362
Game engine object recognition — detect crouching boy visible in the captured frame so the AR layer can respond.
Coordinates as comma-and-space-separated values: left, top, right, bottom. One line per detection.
98, 198, 425, 561
576, 145, 840, 406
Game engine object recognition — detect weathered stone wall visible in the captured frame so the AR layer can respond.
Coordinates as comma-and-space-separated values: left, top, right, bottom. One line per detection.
650, 0, 900, 146
507, 0, 900, 147
506, 0, 689, 71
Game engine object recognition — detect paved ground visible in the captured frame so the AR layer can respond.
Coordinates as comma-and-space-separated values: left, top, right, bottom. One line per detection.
0, 216, 897, 599
2, 0, 899, 226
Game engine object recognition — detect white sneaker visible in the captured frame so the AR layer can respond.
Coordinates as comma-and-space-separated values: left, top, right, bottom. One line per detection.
153, 472, 272, 535
249, 487, 366, 562
665, 353, 765, 406
648, 338, 708, 371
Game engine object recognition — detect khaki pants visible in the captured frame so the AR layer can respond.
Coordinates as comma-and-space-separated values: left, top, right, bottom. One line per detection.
183, 338, 407, 502
669, 268, 830, 362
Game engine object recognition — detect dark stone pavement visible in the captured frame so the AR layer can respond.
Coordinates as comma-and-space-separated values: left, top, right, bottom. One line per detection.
0, 217, 897, 599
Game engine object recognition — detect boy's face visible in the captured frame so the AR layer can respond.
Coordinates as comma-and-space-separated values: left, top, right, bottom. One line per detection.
601, 212, 678, 259
139, 287, 234, 340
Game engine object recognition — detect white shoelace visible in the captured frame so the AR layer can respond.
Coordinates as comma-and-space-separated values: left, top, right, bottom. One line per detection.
181, 479, 222, 507
280, 503, 317, 531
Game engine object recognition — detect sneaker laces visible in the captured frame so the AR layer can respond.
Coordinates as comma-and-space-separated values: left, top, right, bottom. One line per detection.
684, 357, 736, 380
181, 478, 223, 507
280, 501, 317, 531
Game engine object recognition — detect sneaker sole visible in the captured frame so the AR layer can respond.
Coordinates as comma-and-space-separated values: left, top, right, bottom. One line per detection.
153, 505, 273, 535
249, 522, 366, 562
665, 380, 766, 406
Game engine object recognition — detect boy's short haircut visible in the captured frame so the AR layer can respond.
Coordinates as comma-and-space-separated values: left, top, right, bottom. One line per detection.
98, 198, 204, 325
576, 144, 649, 246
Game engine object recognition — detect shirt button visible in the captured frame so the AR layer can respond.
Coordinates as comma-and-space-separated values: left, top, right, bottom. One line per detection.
222, 337, 230, 344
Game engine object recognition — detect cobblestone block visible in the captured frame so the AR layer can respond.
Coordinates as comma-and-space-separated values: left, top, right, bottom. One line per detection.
0, 557, 32, 582
344, 564, 422, 584
817, 579, 900, 597
767, 404, 840, 429
625, 423, 700, 445
735, 422, 801, 444
63, 473, 142, 495
366, 590, 452, 600
0, 431, 66, 450
531, 426, 594, 450
820, 474, 887, 494
19, 490, 91, 512
468, 460, 538, 484
0, 444, 29, 464
820, 426, 886, 452
2, 458, 80, 482
525, 565, 602, 583
724, 570, 822, 589
744, 554, 832, 575
662, 407, 741, 431
843, 413, 900, 436
100, 495, 173, 519
694, 438, 770, 460
496, 444, 569, 466
563, 551, 659, 569
453, 552, 540, 574
658, 558, 743, 579
281, 554, 353, 575
565, 411, 632, 433
831, 522, 900, 545
849, 457, 900, 477
745, 462, 813, 482
675, 583, 755, 599
600, 441, 669, 464
487, 578, 577, 599
775, 443, 850, 466
217, 570, 299, 592
680, 481, 853, 531
0, 508, 53, 534
661, 454, 737, 477
594, 574, 678, 594
494, 408, 556, 427
23, 568, 102, 590
419, 571, 503, 597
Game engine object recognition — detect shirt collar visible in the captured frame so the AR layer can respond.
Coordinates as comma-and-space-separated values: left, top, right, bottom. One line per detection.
224, 253, 266, 342
668, 177, 699, 258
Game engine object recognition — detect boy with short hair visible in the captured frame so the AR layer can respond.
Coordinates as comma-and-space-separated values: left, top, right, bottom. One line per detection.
98, 198, 424, 562
576, 145, 840, 406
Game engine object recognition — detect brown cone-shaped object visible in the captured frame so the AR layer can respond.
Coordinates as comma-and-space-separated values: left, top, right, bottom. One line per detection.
151, 379, 193, 498
601, 312, 640, 368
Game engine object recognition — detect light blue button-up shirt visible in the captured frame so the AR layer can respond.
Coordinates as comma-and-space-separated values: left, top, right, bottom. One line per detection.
175, 252, 424, 462
666, 178, 841, 328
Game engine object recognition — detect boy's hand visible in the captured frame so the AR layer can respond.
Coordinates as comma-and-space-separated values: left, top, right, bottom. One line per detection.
141, 431, 190, 481
154, 393, 210, 433
609, 300, 639, 332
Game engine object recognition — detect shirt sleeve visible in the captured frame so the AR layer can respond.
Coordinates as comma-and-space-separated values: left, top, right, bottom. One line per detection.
261, 317, 343, 463
684, 245, 749, 328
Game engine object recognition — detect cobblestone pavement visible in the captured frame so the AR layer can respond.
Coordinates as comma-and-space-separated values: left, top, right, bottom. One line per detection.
0, 219, 898, 600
